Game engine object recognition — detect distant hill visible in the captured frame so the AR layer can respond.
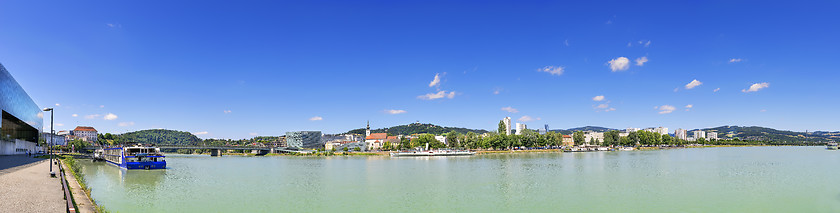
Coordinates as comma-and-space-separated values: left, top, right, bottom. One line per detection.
346, 123, 489, 136
701, 126, 836, 143
550, 126, 618, 135
115, 129, 202, 146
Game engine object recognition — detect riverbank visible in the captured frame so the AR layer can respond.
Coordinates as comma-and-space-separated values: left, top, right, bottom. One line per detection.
59, 155, 107, 213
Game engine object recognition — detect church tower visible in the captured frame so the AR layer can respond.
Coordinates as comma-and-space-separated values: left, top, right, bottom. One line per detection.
365, 121, 371, 137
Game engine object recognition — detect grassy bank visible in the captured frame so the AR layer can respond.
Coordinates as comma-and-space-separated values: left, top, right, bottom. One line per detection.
59, 155, 110, 213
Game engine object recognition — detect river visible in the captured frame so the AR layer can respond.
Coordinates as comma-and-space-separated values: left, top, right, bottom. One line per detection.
78, 146, 840, 212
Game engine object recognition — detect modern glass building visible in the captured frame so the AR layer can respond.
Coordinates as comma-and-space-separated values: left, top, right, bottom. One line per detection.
285, 131, 322, 149
0, 63, 42, 154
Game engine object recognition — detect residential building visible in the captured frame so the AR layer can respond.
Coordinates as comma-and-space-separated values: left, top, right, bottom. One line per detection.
654, 127, 668, 135
385, 136, 400, 147
693, 130, 706, 139
539, 124, 548, 135
584, 131, 604, 144
561, 135, 574, 146
286, 131, 322, 149
675, 129, 688, 140
365, 133, 388, 150
515, 123, 527, 135
502, 117, 512, 135
40, 132, 66, 146
434, 135, 447, 144
0, 63, 43, 155
626, 128, 640, 133
72, 126, 98, 142
707, 132, 718, 140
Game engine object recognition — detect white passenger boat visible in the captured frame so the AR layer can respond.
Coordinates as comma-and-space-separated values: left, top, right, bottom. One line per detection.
827, 142, 838, 150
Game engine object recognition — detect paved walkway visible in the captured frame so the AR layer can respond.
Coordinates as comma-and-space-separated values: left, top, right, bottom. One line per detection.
0, 155, 65, 213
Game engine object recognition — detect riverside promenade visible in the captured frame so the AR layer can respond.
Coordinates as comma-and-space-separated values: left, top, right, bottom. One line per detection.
0, 155, 64, 213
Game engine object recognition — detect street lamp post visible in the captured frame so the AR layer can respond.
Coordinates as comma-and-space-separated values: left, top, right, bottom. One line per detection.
42, 108, 54, 177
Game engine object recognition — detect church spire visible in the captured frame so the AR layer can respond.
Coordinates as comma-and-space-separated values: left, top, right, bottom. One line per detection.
365, 120, 371, 137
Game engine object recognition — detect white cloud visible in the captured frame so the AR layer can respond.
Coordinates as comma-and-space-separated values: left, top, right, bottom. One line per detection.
223, 110, 232, 114
309, 116, 323, 121
592, 95, 605, 101
501, 107, 519, 113
106, 23, 121, 28
644, 40, 651, 47
635, 57, 648, 66
627, 42, 633, 47
84, 114, 101, 119
673, 88, 679, 92
685, 79, 703, 89
742, 82, 769, 93
537, 66, 565, 76
104, 113, 118, 120
605, 108, 616, 112
100, 105, 105, 108
429, 73, 441, 87
608, 57, 630, 72
118, 121, 135, 127
55, 103, 60, 107
386, 109, 407, 114
655, 105, 676, 114
729, 58, 743, 63
596, 104, 609, 109
760, 109, 767, 112
518, 116, 540, 122
493, 88, 502, 95
193, 131, 209, 135
249, 133, 258, 136
72, 114, 78, 117
417, 91, 456, 100
564, 39, 570, 46
714, 88, 720, 92
685, 104, 693, 111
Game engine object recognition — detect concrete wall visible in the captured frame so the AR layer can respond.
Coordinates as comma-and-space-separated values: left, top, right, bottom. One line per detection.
0, 139, 37, 155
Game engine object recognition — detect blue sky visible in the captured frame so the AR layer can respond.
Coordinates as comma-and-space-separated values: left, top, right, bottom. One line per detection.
2, 0, 838, 139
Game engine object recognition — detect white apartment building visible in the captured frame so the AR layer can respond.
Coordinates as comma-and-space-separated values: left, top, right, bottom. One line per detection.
693, 130, 706, 139
707, 132, 718, 140
626, 128, 641, 133
654, 127, 668, 135
675, 129, 688, 140
584, 131, 604, 144
502, 117, 512, 135
72, 126, 98, 142
434, 135, 447, 144
515, 123, 527, 135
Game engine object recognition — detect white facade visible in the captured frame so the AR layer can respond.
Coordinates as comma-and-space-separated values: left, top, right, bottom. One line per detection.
584, 131, 604, 144
654, 127, 668, 135
707, 132, 718, 140
693, 130, 706, 139
434, 135, 447, 144
502, 117, 512, 135
515, 123, 527, 135
675, 129, 688, 140
626, 128, 640, 133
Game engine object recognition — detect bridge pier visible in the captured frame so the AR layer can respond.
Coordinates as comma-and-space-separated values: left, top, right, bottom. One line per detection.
210, 149, 222, 157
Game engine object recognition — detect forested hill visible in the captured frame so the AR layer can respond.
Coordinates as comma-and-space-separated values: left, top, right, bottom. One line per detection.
114, 129, 202, 146
551, 126, 618, 135
701, 126, 837, 143
346, 123, 489, 136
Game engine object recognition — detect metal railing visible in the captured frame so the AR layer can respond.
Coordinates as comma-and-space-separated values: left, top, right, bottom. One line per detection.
57, 159, 76, 213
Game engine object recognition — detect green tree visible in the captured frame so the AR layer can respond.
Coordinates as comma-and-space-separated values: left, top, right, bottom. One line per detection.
446, 131, 461, 148
662, 134, 674, 145
573, 131, 585, 146
498, 121, 507, 135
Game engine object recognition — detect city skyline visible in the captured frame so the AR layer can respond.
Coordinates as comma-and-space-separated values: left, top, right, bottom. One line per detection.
2, 1, 839, 139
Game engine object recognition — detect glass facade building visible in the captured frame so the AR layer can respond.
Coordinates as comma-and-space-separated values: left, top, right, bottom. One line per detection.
285, 131, 322, 149
0, 63, 42, 143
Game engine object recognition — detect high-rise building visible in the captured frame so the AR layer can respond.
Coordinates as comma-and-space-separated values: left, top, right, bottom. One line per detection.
693, 130, 706, 139
515, 123, 527, 135
286, 131, 322, 149
0, 63, 43, 155
502, 117, 512, 135
540, 124, 549, 135
675, 129, 688, 140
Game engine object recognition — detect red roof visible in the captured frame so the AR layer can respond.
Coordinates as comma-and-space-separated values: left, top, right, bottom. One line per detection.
562, 135, 572, 138
74, 126, 97, 132
386, 136, 399, 140
366, 133, 387, 140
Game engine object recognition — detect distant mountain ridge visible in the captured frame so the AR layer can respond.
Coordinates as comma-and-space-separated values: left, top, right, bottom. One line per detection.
114, 129, 202, 146
346, 123, 489, 136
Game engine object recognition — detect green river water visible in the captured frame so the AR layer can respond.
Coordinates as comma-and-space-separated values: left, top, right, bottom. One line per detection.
78, 146, 840, 212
